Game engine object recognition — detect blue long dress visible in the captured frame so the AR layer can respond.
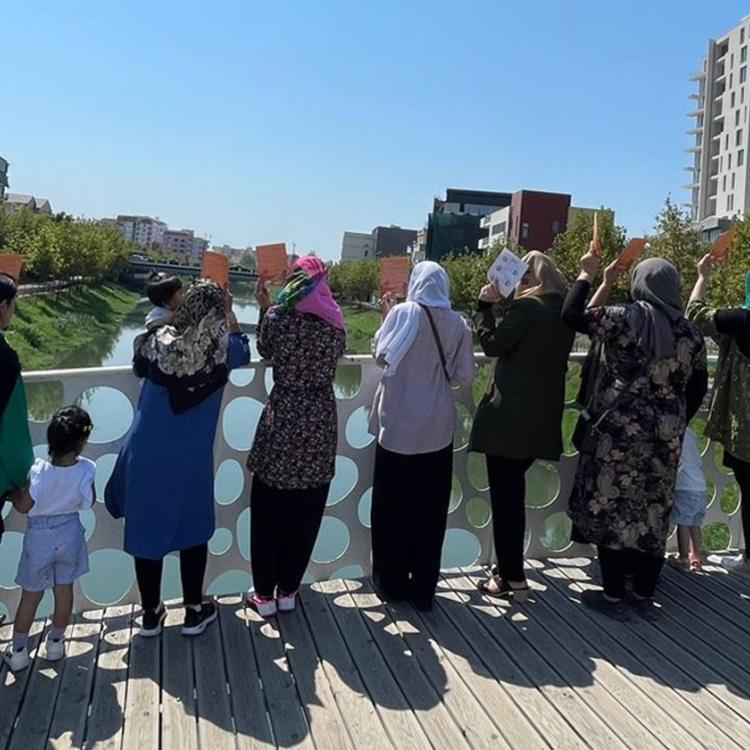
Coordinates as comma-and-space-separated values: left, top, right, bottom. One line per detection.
105, 333, 250, 560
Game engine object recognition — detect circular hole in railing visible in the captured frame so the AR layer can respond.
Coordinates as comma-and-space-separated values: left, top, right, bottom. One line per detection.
80, 509, 96, 541
358, 488, 372, 528
525, 462, 560, 509
466, 497, 491, 528
311, 517, 350, 564
236, 507, 251, 561
330, 564, 364, 581
162, 554, 183, 601
454, 404, 473, 451
264, 368, 275, 395
0, 602, 9, 623
448, 475, 464, 513
222, 397, 264, 451
703, 521, 731, 552
208, 570, 253, 597
345, 406, 374, 449
334, 364, 362, 400
76, 387, 134, 444
720, 483, 740, 515
37, 590, 55, 619
690, 418, 709, 453
209, 527, 233, 555
473, 364, 493, 407
562, 408, 579, 456
0, 532, 23, 588
95, 453, 118, 500
467, 453, 489, 492
328, 456, 358, 506
540, 512, 573, 553
26, 381, 64, 423
565, 362, 582, 404
215, 459, 245, 505
80, 549, 135, 606
441, 529, 481, 569
714, 444, 734, 476
34, 444, 47, 460
230, 368, 255, 387
706, 477, 717, 508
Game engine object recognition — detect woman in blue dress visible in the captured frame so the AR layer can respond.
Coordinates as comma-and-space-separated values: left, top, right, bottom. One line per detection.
105, 282, 250, 637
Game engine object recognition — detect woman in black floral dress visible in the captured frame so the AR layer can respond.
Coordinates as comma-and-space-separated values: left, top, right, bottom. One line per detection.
247, 256, 346, 617
562, 250, 707, 620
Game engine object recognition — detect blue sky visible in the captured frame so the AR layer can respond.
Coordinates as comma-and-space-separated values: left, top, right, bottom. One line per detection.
3, 1, 750, 258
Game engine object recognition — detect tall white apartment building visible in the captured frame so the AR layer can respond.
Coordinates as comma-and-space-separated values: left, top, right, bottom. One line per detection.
687, 16, 750, 230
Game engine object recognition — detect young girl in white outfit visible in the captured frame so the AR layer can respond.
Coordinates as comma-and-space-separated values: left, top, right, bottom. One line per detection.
3, 406, 95, 672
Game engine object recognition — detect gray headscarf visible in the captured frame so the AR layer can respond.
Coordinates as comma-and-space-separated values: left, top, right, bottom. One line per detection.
628, 258, 683, 360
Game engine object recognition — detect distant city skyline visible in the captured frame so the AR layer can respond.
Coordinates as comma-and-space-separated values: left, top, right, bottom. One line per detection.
4, 2, 750, 259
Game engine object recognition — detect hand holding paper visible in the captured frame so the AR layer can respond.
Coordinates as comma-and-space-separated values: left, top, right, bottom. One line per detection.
710, 228, 734, 264
591, 212, 602, 259
379, 257, 410, 298
615, 238, 649, 272
201, 251, 230, 288
257, 243, 289, 284
487, 249, 529, 298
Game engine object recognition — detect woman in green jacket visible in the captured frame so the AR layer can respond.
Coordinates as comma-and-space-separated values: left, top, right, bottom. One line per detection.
0, 273, 34, 543
470, 252, 574, 598
687, 255, 750, 575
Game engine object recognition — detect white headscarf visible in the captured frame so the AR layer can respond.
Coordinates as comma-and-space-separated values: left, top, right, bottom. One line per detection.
374, 261, 452, 377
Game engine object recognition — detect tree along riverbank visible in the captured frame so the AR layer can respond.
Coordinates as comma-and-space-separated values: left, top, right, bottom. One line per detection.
7, 283, 140, 371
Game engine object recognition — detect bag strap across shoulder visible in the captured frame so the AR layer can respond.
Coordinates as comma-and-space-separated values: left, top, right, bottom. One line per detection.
418, 304, 451, 382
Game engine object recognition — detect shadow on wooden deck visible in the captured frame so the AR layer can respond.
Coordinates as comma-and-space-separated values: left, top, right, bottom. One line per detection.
1, 559, 749, 749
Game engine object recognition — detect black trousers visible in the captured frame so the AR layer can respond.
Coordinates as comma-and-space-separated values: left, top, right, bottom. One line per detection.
730, 456, 750, 559
597, 546, 664, 599
486, 455, 534, 583
250, 476, 329, 598
371, 443, 453, 606
134, 543, 208, 612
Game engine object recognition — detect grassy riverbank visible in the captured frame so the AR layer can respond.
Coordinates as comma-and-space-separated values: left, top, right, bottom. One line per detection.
7, 284, 141, 371
342, 305, 380, 354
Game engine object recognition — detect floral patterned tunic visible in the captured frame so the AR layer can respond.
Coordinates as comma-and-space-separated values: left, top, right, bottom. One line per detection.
565, 286, 707, 556
247, 309, 346, 490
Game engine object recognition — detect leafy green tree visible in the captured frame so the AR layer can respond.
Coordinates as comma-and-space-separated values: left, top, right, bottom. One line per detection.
328, 260, 379, 302
708, 214, 750, 308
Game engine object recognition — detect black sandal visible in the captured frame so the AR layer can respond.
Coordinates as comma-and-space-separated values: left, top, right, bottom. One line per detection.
477, 576, 530, 602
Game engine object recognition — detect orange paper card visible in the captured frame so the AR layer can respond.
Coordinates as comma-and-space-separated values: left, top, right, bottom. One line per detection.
616, 238, 649, 272
0, 253, 24, 282
710, 228, 735, 264
592, 212, 602, 258
257, 243, 289, 283
379, 257, 411, 298
201, 251, 230, 288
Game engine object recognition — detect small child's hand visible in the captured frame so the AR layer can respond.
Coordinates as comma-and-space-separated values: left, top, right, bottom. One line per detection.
10, 487, 33, 514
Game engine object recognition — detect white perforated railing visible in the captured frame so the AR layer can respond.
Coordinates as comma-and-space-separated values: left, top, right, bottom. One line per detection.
0, 354, 741, 618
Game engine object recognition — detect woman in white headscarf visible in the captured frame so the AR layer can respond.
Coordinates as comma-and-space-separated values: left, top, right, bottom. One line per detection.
368, 261, 476, 611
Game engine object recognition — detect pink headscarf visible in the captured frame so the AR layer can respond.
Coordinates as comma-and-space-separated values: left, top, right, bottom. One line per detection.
279, 256, 346, 331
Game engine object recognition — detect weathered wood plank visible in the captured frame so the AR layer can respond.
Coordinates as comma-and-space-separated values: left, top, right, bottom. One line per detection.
216, 597, 275, 750
316, 579, 431, 750
376, 593, 507, 750
47, 611, 104, 750
161, 606, 198, 750
299, 585, 393, 750
276, 594, 353, 750
84, 606, 132, 750
8, 620, 62, 750
552, 558, 750, 749
524, 562, 704, 750
192, 600, 235, 750
121, 610, 160, 750
0, 620, 46, 750
246, 600, 314, 749
346, 580, 470, 750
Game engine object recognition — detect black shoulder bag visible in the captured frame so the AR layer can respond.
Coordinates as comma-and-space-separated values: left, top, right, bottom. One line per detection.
418, 304, 451, 383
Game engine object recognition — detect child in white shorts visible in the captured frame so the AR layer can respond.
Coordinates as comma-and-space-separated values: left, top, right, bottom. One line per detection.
671, 427, 707, 571
3, 406, 95, 672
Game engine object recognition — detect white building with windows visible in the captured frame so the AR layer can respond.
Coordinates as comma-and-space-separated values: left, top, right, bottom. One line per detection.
115, 215, 167, 248
686, 16, 750, 233
340, 231, 375, 261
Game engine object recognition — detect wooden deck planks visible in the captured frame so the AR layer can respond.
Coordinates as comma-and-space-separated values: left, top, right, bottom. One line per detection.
1, 566, 750, 750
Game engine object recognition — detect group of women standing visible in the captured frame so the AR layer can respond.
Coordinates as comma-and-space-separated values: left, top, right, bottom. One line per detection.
102, 243, 750, 632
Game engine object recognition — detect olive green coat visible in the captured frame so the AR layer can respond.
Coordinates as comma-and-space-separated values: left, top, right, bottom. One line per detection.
470, 294, 574, 461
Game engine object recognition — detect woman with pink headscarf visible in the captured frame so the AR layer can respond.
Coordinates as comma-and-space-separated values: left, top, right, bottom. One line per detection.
247, 256, 346, 617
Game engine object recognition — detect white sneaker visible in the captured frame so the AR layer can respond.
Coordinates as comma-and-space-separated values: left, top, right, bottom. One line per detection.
3, 644, 30, 672
44, 636, 65, 662
277, 591, 298, 613
247, 591, 277, 618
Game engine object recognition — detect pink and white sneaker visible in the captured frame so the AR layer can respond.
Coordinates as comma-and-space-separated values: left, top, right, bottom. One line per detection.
247, 591, 277, 618
277, 591, 298, 613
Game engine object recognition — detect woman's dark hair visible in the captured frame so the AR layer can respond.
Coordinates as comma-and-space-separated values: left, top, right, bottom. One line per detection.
146, 274, 182, 307
47, 405, 93, 460
0, 273, 17, 304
